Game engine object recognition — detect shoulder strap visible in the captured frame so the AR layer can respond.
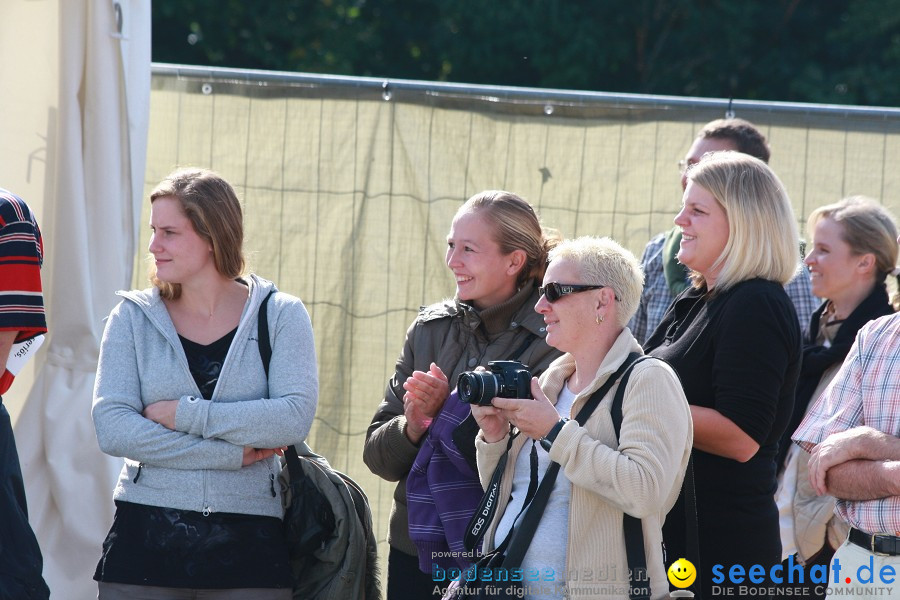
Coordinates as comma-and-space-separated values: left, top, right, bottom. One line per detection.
627, 356, 702, 598
573, 351, 642, 426
507, 353, 647, 568
508, 332, 537, 362
258, 289, 276, 378
502, 461, 559, 566
610, 353, 655, 600
256, 289, 304, 479
609, 353, 652, 438
682, 454, 702, 599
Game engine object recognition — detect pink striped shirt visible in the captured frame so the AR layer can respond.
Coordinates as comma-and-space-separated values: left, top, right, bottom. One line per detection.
793, 313, 900, 534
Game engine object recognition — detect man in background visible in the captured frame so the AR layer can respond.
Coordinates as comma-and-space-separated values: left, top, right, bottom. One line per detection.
629, 118, 817, 345
0, 188, 50, 600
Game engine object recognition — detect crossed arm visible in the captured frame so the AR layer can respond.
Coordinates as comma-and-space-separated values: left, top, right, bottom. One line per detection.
808, 426, 900, 500
94, 299, 316, 469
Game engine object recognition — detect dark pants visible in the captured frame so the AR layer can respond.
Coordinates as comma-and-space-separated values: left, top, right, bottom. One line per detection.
776, 546, 834, 600
98, 582, 291, 599
387, 546, 442, 600
0, 399, 49, 600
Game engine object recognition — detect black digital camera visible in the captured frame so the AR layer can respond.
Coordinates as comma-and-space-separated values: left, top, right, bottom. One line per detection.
457, 360, 532, 406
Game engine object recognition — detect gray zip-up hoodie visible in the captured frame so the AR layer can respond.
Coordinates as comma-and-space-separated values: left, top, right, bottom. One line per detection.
92, 274, 318, 518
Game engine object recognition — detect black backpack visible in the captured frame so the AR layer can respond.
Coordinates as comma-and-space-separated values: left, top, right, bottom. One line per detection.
258, 290, 381, 600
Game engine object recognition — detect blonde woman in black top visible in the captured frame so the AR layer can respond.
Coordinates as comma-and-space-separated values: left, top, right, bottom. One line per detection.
645, 151, 802, 599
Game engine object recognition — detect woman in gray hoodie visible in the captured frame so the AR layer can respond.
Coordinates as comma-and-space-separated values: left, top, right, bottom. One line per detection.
92, 168, 318, 599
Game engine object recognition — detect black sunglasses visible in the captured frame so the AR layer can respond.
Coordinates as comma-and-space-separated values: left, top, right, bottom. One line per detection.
539, 282, 617, 303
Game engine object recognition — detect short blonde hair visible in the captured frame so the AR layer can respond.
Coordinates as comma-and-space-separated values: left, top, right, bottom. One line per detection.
686, 152, 800, 291
548, 236, 644, 327
149, 168, 245, 299
807, 196, 898, 281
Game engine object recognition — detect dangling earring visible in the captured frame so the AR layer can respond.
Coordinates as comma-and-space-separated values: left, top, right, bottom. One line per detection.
596, 314, 604, 325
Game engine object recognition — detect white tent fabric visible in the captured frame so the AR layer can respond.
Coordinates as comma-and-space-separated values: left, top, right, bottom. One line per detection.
2, 1, 151, 598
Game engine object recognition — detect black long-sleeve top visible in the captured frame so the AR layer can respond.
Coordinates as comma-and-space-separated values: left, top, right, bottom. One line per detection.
645, 277, 801, 595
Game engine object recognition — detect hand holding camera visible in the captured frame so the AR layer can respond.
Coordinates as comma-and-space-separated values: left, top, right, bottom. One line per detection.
457, 360, 533, 406
490, 379, 561, 442
460, 361, 561, 443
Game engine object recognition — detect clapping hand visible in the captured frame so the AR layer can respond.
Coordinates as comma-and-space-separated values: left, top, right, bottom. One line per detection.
402, 363, 449, 443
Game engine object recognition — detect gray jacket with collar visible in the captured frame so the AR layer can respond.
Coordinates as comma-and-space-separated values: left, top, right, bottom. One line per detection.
92, 274, 318, 518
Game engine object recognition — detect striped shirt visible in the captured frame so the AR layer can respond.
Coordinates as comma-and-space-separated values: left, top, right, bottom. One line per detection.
0, 188, 46, 342
793, 313, 900, 534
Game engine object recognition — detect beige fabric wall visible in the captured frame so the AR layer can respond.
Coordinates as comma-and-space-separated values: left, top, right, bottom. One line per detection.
143, 68, 900, 574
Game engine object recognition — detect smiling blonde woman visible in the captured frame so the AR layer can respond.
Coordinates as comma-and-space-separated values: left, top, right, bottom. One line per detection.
644, 151, 803, 599
363, 191, 563, 599
775, 197, 898, 599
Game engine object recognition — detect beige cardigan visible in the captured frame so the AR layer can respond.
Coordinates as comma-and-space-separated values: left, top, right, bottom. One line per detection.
475, 329, 693, 599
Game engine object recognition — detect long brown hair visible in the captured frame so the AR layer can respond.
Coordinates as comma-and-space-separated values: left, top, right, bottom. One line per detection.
149, 168, 245, 299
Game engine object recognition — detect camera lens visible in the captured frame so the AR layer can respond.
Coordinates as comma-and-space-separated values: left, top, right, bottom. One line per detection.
457, 371, 500, 405
458, 372, 482, 404
479, 375, 499, 404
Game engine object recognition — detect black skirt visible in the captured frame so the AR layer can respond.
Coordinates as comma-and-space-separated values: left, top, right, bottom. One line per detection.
94, 501, 292, 589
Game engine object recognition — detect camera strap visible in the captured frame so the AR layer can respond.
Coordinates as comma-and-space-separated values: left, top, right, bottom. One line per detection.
462, 430, 518, 552
508, 332, 537, 362
462, 352, 641, 553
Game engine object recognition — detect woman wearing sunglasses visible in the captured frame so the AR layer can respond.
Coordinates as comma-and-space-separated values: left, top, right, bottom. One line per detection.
470, 236, 692, 599
363, 191, 563, 599
644, 151, 803, 599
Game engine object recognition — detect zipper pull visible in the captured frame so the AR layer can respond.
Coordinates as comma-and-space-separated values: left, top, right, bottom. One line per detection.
270, 473, 276, 497
202, 506, 211, 517
133, 463, 144, 483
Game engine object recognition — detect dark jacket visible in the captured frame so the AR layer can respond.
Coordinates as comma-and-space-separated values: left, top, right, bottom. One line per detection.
777, 282, 894, 472
362, 281, 561, 555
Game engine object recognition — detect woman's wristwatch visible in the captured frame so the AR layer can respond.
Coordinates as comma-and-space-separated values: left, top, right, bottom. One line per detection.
540, 418, 570, 452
